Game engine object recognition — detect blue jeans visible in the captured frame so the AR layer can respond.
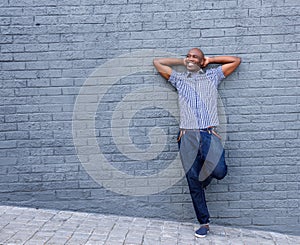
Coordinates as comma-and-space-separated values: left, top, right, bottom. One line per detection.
178, 129, 227, 225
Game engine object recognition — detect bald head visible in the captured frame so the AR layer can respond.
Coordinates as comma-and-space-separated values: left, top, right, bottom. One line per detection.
185, 48, 205, 71
189, 48, 204, 59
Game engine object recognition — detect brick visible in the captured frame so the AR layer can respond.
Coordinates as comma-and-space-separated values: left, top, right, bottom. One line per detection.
11, 16, 34, 26
201, 29, 225, 38
0, 7, 23, 16
0, 141, 17, 149
5, 131, 29, 140
2, 62, 25, 71
25, 61, 50, 70
0, 88, 14, 97
5, 114, 29, 123
272, 7, 300, 16
0, 35, 13, 44
13, 52, 38, 61
225, 9, 249, 19
215, 19, 237, 28
30, 130, 53, 140
26, 79, 50, 87
29, 114, 52, 122
0, 0, 9, 6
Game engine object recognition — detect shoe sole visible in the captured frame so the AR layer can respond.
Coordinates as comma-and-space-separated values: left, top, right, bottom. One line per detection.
194, 230, 209, 238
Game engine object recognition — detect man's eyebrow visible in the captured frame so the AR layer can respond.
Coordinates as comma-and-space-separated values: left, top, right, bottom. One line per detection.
186, 54, 200, 58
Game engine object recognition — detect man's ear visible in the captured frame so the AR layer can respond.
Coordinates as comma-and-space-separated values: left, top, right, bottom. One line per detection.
200, 59, 205, 68
200, 57, 209, 68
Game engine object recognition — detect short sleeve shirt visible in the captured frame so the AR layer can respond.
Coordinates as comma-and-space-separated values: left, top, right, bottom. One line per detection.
168, 66, 225, 129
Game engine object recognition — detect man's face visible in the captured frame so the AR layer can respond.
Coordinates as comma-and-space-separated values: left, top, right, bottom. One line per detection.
185, 49, 203, 72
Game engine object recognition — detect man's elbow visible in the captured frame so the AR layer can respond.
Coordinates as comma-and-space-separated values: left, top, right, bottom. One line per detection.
153, 58, 160, 66
153, 58, 162, 70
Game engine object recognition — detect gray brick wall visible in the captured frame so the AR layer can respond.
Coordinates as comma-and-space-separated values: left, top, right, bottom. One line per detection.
0, 0, 299, 235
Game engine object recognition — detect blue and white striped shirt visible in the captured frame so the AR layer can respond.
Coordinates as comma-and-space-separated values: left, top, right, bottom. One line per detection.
168, 66, 225, 129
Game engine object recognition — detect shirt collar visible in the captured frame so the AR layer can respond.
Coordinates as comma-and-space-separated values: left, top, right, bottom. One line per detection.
186, 68, 204, 78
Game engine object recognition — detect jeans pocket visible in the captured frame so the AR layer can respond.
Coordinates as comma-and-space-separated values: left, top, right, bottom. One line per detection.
211, 130, 222, 140
177, 130, 185, 142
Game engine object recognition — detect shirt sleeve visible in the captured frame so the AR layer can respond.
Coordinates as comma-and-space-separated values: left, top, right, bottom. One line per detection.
206, 66, 225, 87
168, 70, 183, 89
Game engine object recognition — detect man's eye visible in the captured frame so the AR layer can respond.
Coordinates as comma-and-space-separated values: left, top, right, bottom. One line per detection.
186, 54, 198, 59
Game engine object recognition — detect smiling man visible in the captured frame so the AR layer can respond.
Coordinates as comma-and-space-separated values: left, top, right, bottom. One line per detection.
153, 48, 241, 238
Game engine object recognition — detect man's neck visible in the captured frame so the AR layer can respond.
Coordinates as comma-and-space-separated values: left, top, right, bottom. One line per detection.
187, 68, 204, 76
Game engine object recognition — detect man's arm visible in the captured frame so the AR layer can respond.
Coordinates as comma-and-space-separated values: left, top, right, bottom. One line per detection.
202, 56, 241, 77
153, 58, 184, 80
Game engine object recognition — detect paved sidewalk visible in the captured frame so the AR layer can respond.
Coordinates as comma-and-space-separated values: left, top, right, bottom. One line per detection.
0, 205, 299, 245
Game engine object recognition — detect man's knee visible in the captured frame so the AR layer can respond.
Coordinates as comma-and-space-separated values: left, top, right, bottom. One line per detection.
213, 164, 227, 180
